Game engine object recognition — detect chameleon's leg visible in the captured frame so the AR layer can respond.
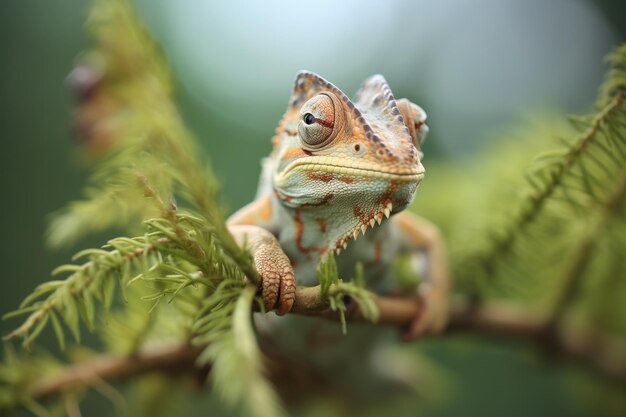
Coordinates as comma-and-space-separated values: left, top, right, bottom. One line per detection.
228, 197, 296, 315
393, 211, 451, 339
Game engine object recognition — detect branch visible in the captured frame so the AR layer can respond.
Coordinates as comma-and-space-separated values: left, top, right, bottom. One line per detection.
447, 301, 626, 383
30, 344, 205, 399
25, 285, 626, 402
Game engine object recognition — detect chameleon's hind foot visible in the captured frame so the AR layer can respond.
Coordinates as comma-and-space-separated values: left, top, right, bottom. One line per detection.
402, 284, 449, 341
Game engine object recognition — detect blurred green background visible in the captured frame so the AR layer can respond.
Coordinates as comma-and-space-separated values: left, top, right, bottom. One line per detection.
1, 0, 624, 416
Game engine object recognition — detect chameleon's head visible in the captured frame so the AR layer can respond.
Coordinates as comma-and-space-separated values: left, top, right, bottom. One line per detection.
272, 71, 428, 254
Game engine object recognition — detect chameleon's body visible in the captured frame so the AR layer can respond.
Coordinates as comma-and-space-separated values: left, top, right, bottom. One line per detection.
228, 71, 450, 341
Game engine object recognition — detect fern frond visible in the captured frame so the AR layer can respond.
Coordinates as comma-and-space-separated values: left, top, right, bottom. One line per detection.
598, 43, 626, 108
470, 44, 626, 283
4, 202, 283, 414
3, 1, 281, 414
47, 0, 246, 266
4, 235, 161, 347
317, 255, 379, 334
101, 273, 210, 354
548, 173, 626, 324
452, 44, 626, 342
49, 0, 182, 246
5, 211, 245, 349
193, 285, 285, 417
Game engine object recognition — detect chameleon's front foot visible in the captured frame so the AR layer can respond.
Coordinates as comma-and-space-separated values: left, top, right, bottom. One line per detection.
228, 225, 296, 315
402, 284, 450, 341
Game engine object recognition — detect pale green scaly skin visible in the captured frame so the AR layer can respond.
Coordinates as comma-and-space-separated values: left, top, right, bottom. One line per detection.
228, 71, 450, 339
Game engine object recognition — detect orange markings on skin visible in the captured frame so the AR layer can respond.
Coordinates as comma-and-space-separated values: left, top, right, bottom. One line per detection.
228, 195, 272, 226
354, 206, 369, 225
294, 209, 306, 252
351, 129, 364, 139
272, 119, 289, 150
315, 118, 334, 129
378, 182, 398, 206
272, 135, 280, 149
307, 172, 336, 182
281, 147, 307, 161
335, 236, 350, 249
301, 193, 334, 208
259, 196, 273, 221
394, 215, 416, 238
294, 193, 334, 254
338, 176, 354, 184
317, 218, 327, 233
274, 189, 292, 204
295, 209, 324, 254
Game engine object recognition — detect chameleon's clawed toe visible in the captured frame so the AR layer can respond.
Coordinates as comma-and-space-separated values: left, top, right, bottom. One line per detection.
227, 225, 297, 316
254, 244, 296, 316
402, 285, 449, 341
277, 268, 296, 315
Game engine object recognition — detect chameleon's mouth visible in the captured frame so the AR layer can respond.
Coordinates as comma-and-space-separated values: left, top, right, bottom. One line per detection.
276, 156, 425, 183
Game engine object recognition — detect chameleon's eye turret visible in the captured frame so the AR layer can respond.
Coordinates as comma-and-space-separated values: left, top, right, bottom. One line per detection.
396, 98, 428, 149
297, 93, 344, 150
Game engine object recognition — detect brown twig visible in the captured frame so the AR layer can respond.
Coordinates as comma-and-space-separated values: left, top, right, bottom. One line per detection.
25, 286, 626, 402
30, 344, 205, 399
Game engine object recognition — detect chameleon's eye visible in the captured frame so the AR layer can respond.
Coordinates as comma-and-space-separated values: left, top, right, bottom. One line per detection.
303, 113, 316, 125
298, 93, 344, 150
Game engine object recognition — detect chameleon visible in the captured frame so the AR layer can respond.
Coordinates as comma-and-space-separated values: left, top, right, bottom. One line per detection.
228, 71, 450, 340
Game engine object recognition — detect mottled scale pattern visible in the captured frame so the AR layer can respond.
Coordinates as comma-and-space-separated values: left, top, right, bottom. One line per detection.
228, 71, 450, 361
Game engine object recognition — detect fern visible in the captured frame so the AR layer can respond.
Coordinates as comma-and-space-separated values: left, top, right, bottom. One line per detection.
48, 0, 179, 247
317, 255, 379, 334
463, 44, 626, 334
0, 1, 270, 414
5, 210, 238, 347
47, 0, 246, 271
193, 285, 285, 417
